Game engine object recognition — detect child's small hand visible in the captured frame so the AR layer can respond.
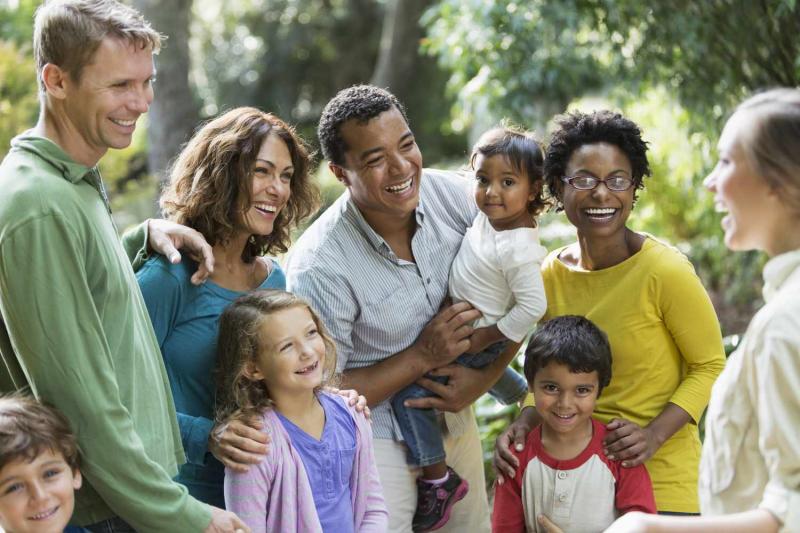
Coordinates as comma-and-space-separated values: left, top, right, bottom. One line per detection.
468, 325, 504, 354
209, 418, 269, 472
537, 514, 565, 533
328, 386, 371, 419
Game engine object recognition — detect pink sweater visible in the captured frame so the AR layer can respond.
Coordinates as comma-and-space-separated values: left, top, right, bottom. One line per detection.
224, 394, 388, 532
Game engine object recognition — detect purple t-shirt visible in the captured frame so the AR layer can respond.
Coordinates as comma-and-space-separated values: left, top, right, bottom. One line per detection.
277, 393, 356, 533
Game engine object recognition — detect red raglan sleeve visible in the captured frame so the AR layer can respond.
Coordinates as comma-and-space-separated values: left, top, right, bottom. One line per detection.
614, 462, 657, 514
491, 446, 530, 533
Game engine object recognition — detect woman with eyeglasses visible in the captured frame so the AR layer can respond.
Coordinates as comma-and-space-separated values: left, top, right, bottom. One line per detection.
493, 110, 726, 521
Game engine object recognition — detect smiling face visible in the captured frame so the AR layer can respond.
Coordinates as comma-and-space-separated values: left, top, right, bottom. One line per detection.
474, 153, 536, 230
704, 111, 786, 255
248, 306, 328, 399
331, 107, 423, 223
56, 37, 155, 166
532, 361, 599, 438
0, 450, 82, 533
239, 133, 293, 238
560, 142, 634, 241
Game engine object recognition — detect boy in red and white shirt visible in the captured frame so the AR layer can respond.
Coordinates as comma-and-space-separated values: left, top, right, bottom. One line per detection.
492, 315, 656, 532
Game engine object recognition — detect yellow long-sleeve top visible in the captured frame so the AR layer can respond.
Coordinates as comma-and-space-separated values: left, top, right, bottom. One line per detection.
524, 236, 725, 513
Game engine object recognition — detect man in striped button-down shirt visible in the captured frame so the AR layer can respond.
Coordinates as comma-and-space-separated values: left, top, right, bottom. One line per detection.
286, 85, 515, 532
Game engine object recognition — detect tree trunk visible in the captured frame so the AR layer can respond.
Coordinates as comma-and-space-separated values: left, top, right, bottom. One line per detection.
370, 0, 433, 104
132, 0, 199, 184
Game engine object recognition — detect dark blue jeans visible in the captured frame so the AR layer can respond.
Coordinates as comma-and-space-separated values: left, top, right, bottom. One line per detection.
391, 340, 528, 467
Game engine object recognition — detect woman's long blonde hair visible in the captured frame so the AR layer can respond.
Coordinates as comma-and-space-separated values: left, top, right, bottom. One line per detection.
214, 290, 338, 425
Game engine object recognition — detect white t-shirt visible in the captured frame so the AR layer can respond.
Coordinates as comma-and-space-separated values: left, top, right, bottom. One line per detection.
448, 212, 547, 343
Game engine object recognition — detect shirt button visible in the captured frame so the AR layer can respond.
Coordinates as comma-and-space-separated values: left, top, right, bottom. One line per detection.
557, 471, 567, 479
558, 493, 568, 502
426, 277, 431, 284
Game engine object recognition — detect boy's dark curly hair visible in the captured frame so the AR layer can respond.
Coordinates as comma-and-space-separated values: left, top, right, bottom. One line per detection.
317, 84, 409, 166
524, 315, 612, 395
544, 110, 651, 210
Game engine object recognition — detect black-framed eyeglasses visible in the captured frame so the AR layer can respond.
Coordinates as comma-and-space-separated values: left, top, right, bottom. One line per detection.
561, 174, 634, 192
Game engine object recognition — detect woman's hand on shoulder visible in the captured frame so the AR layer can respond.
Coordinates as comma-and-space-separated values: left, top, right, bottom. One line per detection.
209, 417, 269, 473
603, 418, 661, 467
327, 387, 371, 419
492, 406, 537, 483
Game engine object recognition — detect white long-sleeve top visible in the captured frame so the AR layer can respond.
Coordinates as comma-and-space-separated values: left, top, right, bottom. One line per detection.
699, 248, 800, 531
448, 212, 547, 343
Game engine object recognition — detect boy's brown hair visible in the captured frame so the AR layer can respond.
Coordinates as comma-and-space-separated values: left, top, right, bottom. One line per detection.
0, 394, 79, 471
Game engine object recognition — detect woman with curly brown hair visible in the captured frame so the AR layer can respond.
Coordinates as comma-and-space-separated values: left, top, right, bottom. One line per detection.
135, 107, 319, 507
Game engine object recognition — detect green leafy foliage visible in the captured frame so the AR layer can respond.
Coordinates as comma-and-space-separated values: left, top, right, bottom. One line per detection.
0, 41, 38, 160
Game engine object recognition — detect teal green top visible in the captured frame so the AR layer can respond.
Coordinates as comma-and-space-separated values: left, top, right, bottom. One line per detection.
0, 133, 212, 531
136, 254, 286, 507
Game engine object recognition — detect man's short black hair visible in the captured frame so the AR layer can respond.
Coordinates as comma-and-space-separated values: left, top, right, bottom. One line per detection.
317, 84, 409, 166
523, 315, 612, 393
544, 110, 651, 210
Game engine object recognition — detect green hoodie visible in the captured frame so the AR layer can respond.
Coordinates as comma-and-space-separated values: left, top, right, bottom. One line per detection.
0, 133, 212, 532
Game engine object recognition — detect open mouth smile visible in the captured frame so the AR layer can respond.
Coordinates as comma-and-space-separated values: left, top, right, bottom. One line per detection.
385, 177, 413, 194
29, 506, 59, 521
254, 203, 279, 216
295, 361, 319, 375
110, 118, 136, 128
552, 412, 576, 423
583, 207, 617, 220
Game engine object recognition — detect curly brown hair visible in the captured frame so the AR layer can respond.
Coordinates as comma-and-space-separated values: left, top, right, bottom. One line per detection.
160, 107, 319, 262
470, 125, 549, 225
0, 394, 80, 472
214, 290, 339, 425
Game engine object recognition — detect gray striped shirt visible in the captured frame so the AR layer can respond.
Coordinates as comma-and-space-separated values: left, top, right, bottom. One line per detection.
286, 169, 478, 439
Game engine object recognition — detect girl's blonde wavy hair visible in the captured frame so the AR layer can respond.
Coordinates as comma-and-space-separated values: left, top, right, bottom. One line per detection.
214, 290, 338, 425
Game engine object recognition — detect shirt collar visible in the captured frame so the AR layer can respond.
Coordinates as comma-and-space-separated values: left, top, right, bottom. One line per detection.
10, 131, 96, 184
342, 188, 426, 256
762, 248, 800, 302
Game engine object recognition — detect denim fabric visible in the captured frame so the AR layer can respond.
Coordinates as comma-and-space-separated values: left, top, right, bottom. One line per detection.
392, 340, 528, 466
84, 516, 137, 533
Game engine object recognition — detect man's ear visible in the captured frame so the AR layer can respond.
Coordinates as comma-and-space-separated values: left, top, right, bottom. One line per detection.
40, 63, 70, 100
329, 162, 350, 187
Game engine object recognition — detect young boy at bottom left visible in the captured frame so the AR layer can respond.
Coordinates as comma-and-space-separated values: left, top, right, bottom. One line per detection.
492, 315, 656, 533
0, 395, 83, 533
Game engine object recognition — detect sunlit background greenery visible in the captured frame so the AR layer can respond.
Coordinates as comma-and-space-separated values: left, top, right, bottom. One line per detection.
2, 0, 798, 489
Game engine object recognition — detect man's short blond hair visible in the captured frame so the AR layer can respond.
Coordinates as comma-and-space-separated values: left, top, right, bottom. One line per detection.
34, 0, 163, 90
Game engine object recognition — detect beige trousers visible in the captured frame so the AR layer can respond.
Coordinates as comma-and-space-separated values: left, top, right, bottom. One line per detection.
372, 408, 491, 533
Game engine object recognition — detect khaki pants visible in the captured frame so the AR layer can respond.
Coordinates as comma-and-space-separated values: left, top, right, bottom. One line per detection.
373, 408, 490, 533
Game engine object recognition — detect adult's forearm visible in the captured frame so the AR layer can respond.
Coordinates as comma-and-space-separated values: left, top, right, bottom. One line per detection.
339, 346, 432, 406
646, 402, 692, 447
637, 509, 779, 533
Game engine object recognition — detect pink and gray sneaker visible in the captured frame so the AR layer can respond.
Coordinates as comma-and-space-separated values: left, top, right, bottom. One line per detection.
411, 467, 469, 532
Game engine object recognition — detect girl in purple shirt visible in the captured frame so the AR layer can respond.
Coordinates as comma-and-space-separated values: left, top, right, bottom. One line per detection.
215, 289, 388, 533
